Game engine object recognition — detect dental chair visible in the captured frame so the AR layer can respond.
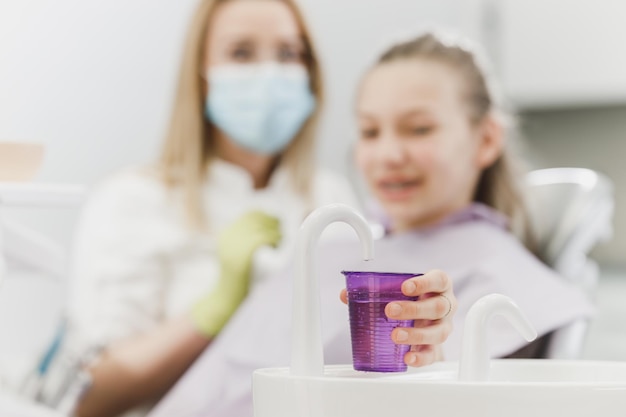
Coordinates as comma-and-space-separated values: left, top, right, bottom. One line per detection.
524, 167, 614, 359
0, 183, 84, 417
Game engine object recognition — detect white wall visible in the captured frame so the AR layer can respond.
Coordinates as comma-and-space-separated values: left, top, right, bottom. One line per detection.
0, 0, 198, 182
0, 0, 199, 247
498, 0, 626, 108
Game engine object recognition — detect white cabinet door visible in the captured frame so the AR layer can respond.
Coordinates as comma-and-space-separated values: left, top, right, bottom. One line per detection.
471, 0, 626, 109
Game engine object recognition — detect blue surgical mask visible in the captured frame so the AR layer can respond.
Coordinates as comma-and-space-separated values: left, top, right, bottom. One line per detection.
205, 63, 316, 155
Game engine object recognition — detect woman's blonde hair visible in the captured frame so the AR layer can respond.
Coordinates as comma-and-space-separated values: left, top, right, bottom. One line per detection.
157, 0, 323, 229
374, 32, 534, 248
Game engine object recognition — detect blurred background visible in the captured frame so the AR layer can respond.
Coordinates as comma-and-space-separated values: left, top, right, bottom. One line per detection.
1, 0, 625, 366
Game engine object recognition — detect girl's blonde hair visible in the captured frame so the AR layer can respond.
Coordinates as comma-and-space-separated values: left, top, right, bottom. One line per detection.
374, 32, 534, 248
157, 0, 323, 229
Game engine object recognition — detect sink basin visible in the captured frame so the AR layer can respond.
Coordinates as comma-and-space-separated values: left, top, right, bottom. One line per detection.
255, 360, 626, 417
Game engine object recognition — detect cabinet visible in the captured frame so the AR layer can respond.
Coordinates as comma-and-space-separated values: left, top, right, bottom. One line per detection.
466, 0, 626, 109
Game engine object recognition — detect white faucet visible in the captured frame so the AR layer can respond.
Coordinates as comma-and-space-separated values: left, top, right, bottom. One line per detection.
287, 204, 536, 381
290, 204, 375, 377
459, 294, 538, 381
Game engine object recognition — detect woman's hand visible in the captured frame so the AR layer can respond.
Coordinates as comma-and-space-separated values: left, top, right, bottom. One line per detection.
192, 211, 281, 338
340, 269, 456, 367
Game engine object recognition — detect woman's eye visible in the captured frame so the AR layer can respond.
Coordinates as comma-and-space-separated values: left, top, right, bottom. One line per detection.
411, 125, 434, 136
278, 46, 303, 63
360, 128, 378, 139
231, 47, 253, 62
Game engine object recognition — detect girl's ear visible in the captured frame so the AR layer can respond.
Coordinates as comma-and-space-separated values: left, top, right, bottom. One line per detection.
475, 114, 504, 169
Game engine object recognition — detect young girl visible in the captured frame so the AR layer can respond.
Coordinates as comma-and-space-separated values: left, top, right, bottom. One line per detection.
148, 32, 592, 417
347, 32, 592, 359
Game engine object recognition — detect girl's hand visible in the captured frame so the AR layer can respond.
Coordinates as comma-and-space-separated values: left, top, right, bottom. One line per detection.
340, 269, 456, 367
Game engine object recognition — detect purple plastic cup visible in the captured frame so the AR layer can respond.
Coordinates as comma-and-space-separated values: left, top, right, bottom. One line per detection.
342, 271, 421, 373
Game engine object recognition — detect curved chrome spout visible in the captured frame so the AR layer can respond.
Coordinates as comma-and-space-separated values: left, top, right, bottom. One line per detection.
290, 204, 374, 377
459, 294, 537, 381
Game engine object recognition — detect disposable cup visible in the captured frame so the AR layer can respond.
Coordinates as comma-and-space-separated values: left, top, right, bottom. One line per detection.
342, 271, 421, 372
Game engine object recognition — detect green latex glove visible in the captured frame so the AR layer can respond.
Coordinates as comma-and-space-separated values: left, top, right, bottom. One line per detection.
191, 211, 281, 338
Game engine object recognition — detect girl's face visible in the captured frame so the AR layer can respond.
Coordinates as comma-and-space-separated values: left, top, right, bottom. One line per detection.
355, 59, 501, 232
204, 0, 306, 69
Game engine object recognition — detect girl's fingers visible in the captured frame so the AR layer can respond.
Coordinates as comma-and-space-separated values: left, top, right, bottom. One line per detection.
339, 270, 455, 369
404, 344, 439, 367
391, 319, 453, 346
386, 293, 454, 321
339, 288, 348, 304
401, 269, 452, 297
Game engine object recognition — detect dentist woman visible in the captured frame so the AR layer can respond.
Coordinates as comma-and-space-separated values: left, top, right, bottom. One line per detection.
63, 0, 356, 416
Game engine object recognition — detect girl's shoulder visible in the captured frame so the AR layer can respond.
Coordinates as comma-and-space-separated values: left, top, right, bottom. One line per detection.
438, 215, 534, 263
428, 204, 525, 254
375, 208, 539, 276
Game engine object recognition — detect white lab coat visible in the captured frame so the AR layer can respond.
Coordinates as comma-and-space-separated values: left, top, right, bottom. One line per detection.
148, 203, 594, 417
65, 160, 359, 417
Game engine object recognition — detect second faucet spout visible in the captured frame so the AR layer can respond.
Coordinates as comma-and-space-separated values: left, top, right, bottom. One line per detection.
459, 294, 538, 381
